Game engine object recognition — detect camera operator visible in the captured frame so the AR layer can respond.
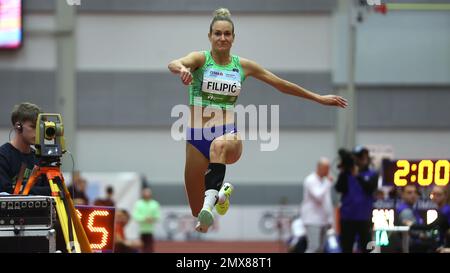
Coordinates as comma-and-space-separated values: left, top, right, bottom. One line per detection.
335, 146, 378, 253
0, 102, 50, 195
0, 103, 72, 252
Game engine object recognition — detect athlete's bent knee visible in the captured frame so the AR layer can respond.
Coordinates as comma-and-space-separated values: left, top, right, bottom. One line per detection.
210, 140, 228, 161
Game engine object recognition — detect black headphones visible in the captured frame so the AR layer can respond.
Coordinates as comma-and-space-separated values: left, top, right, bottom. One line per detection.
16, 122, 23, 133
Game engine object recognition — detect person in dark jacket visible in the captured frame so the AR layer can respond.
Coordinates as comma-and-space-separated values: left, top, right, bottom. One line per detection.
335, 146, 378, 253
0, 102, 50, 195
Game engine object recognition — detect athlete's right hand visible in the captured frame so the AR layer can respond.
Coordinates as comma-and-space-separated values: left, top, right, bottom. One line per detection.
180, 67, 193, 85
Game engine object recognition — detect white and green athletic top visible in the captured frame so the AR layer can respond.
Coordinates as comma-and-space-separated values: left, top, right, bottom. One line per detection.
189, 51, 246, 110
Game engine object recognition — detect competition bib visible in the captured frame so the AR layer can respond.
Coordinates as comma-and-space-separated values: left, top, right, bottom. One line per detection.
201, 68, 241, 104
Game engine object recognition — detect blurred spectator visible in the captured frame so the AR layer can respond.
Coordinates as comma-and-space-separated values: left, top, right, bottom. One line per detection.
374, 189, 385, 201
94, 185, 115, 207
394, 185, 424, 252
67, 171, 89, 205
422, 185, 450, 250
396, 185, 422, 227
287, 217, 307, 253
395, 185, 438, 253
132, 187, 161, 253
114, 209, 143, 253
388, 187, 400, 200
300, 157, 334, 253
335, 146, 378, 253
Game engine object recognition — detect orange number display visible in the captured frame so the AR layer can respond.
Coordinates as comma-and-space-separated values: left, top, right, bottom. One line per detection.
75, 206, 115, 252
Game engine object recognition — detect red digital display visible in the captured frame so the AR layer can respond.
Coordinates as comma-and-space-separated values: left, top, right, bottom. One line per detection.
75, 205, 115, 253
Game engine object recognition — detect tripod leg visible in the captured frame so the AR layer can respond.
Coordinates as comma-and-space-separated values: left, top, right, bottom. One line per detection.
21, 167, 40, 195
46, 170, 92, 253
59, 177, 92, 253
13, 163, 27, 194
54, 178, 77, 252
49, 179, 81, 253
49, 180, 72, 252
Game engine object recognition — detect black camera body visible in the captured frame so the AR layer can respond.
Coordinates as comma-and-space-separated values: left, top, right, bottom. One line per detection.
337, 148, 356, 173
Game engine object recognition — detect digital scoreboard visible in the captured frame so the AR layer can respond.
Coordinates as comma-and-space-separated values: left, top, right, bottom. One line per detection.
382, 159, 450, 187
75, 205, 115, 253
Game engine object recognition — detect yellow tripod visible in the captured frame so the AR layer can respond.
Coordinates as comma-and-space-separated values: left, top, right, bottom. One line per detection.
16, 166, 92, 253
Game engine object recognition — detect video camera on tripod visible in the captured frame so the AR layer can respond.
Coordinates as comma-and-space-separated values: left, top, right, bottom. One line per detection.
34, 113, 66, 165
337, 148, 356, 173
337, 146, 371, 173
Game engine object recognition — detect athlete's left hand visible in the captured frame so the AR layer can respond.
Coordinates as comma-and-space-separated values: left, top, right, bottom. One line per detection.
320, 95, 348, 108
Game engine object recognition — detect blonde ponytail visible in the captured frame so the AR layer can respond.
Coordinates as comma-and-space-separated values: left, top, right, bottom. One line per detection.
213, 7, 231, 18
209, 7, 234, 34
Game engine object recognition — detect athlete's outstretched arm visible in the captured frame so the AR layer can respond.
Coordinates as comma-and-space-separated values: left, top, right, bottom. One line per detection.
240, 58, 348, 108
168, 51, 205, 85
